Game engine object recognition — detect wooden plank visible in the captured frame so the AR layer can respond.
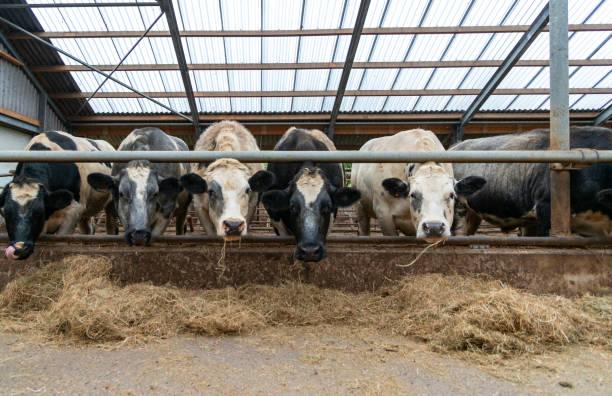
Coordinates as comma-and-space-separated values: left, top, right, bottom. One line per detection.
0, 107, 40, 127
8, 23, 612, 39
0, 50, 24, 67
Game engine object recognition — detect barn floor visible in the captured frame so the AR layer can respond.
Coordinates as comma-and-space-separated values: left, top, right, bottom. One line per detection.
1, 327, 610, 395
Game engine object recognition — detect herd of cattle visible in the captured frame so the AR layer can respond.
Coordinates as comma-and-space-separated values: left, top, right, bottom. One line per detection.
1, 122, 611, 262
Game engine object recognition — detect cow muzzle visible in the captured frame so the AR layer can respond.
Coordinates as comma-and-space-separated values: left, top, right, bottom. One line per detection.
126, 229, 152, 246
222, 219, 246, 237
419, 221, 449, 242
5, 241, 34, 260
295, 243, 325, 262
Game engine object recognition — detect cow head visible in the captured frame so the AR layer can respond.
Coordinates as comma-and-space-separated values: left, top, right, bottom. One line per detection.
1, 178, 73, 260
382, 162, 485, 241
262, 167, 360, 262
88, 160, 182, 246
181, 159, 274, 238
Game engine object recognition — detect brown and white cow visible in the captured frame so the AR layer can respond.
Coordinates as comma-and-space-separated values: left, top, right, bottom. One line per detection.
180, 121, 274, 238
1, 131, 114, 260
351, 129, 485, 241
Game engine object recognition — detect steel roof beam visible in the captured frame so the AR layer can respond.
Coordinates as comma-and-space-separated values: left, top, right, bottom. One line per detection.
0, 29, 70, 131
7, 24, 611, 39
158, 0, 200, 136
327, 0, 371, 139
593, 102, 612, 126
453, 3, 550, 143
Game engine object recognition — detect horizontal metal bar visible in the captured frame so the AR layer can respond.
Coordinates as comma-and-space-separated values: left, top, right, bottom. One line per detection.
49, 87, 612, 100
0, 150, 611, 163
29, 59, 612, 73
0, 234, 609, 247
0, 2, 159, 9
8, 24, 611, 39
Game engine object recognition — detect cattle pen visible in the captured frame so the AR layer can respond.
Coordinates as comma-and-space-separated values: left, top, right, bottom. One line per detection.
1, 0, 612, 394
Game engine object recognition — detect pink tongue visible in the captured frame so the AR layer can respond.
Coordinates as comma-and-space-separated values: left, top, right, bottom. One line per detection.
5, 245, 17, 260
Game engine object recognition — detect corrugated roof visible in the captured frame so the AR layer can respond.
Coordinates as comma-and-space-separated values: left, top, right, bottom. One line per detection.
2, 0, 610, 116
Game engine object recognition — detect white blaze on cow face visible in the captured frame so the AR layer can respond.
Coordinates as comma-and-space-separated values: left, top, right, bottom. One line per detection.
197, 159, 255, 237
408, 163, 456, 241
118, 166, 157, 234
10, 182, 40, 207
296, 168, 326, 237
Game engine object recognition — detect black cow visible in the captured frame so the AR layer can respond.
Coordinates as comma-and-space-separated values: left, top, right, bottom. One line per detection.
262, 128, 360, 262
451, 126, 612, 236
1, 131, 114, 260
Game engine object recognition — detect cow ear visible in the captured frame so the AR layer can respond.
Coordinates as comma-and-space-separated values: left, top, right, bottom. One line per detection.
180, 173, 207, 194
333, 187, 361, 207
382, 178, 409, 198
261, 190, 290, 214
248, 170, 275, 193
597, 189, 612, 209
159, 177, 182, 200
88, 173, 116, 192
45, 189, 73, 213
455, 176, 486, 197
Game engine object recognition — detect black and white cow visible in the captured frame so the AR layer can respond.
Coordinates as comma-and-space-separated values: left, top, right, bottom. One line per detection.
88, 127, 191, 246
1, 131, 114, 260
451, 126, 612, 236
351, 129, 486, 241
261, 128, 360, 262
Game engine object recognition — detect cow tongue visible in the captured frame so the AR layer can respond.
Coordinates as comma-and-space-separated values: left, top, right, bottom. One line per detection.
4, 245, 18, 260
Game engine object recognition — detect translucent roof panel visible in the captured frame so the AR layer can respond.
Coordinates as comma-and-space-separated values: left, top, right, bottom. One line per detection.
22, 0, 612, 115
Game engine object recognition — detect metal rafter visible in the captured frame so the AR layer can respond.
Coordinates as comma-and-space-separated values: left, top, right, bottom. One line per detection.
0, 29, 70, 130
593, 102, 612, 126
0, 2, 159, 8
158, 0, 200, 136
0, 15, 193, 123
452, 3, 550, 143
327, 0, 371, 139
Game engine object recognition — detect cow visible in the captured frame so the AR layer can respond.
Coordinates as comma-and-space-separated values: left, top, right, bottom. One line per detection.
179, 121, 274, 239
451, 126, 612, 236
261, 127, 361, 262
351, 129, 486, 241
1, 131, 115, 260
87, 127, 191, 246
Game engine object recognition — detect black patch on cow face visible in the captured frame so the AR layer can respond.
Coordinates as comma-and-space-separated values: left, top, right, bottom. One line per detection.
248, 170, 275, 193
45, 131, 77, 151
88, 173, 116, 192
180, 173, 208, 194
29, 143, 51, 151
382, 178, 409, 198
206, 180, 225, 217
1, 180, 73, 260
410, 190, 423, 213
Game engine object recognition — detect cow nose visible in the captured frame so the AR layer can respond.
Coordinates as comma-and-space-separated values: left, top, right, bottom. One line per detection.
128, 230, 151, 246
6, 241, 34, 260
295, 244, 325, 262
422, 222, 445, 237
223, 219, 245, 236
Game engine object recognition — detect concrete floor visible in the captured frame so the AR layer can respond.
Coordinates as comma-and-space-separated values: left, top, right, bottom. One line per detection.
1, 327, 610, 395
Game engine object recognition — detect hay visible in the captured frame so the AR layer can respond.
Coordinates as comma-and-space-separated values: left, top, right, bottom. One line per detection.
0, 255, 610, 358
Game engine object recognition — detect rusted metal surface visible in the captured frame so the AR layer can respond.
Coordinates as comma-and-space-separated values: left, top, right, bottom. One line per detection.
1, 241, 610, 297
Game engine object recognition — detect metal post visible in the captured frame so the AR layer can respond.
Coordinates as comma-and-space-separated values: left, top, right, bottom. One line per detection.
0, 16, 193, 124
549, 0, 571, 236
73, 11, 165, 116
454, 3, 550, 143
327, 0, 371, 139
158, 0, 201, 137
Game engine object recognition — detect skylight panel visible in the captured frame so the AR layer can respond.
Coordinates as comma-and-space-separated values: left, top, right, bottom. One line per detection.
506, 95, 549, 110
167, 98, 190, 112
138, 97, 172, 113
502, 0, 548, 25
393, 68, 435, 90
462, 0, 515, 26
359, 69, 399, 90
295, 70, 330, 90
174, 0, 222, 30
225, 37, 261, 63
231, 98, 261, 112
498, 67, 541, 89
414, 96, 453, 111
190, 71, 230, 92
427, 68, 470, 89
197, 98, 231, 112
481, 95, 515, 110
352, 97, 386, 112
220, 0, 261, 30
405, 35, 454, 61
262, 70, 294, 91
350, 35, 376, 62
368, 35, 414, 62
422, 0, 472, 27
183, 38, 226, 63
228, 70, 261, 91
302, 0, 345, 29
262, 0, 302, 29
98, 5, 146, 31
479, 33, 522, 60
363, 0, 388, 28
262, 98, 292, 112
446, 95, 477, 111
443, 33, 493, 61
298, 37, 338, 62
572, 94, 612, 110
262, 37, 299, 62
111, 38, 157, 64
383, 96, 418, 111
568, 0, 603, 24
292, 97, 325, 112
340, 96, 356, 111
381, 0, 429, 27
460, 68, 496, 89
569, 32, 612, 59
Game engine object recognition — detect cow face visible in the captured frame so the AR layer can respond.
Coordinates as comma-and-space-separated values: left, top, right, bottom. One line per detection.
382, 163, 485, 241
1, 178, 72, 260
181, 159, 274, 238
262, 167, 360, 262
88, 161, 182, 246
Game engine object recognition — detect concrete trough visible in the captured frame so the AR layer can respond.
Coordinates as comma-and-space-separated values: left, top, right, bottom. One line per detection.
1, 238, 610, 297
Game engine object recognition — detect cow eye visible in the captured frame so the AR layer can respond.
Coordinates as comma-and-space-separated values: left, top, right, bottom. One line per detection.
289, 203, 299, 215
409, 193, 416, 199
449, 192, 456, 200
208, 190, 216, 200
119, 191, 129, 200
245, 187, 252, 194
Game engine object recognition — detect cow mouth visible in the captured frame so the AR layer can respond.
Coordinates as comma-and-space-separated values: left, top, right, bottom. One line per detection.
422, 236, 448, 244
5, 242, 33, 260
223, 235, 242, 242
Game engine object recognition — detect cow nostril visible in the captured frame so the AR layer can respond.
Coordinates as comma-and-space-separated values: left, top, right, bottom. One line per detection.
130, 230, 151, 246
223, 220, 246, 235
296, 244, 324, 262
423, 222, 445, 236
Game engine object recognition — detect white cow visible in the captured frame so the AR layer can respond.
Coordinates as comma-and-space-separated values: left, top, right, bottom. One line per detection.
351, 129, 485, 241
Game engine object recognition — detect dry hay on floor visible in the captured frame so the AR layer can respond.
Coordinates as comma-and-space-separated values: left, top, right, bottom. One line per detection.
0, 255, 610, 358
